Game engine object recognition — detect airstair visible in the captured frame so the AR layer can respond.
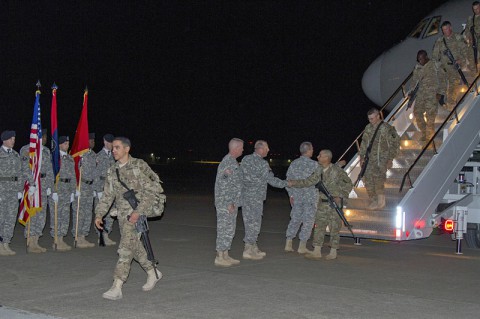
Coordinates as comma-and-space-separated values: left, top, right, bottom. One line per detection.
340, 73, 480, 242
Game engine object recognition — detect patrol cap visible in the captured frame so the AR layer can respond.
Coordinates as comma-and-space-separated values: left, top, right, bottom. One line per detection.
59, 136, 69, 144
103, 134, 114, 143
89, 133, 96, 140
1, 130, 16, 141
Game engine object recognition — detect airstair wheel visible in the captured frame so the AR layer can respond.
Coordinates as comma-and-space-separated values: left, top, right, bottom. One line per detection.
465, 223, 480, 249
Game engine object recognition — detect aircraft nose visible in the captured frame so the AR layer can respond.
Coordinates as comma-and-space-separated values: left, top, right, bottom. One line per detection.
362, 53, 384, 106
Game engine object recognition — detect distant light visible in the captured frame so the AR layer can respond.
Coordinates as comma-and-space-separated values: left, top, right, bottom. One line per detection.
269, 159, 272, 162
287, 159, 291, 163
150, 153, 154, 157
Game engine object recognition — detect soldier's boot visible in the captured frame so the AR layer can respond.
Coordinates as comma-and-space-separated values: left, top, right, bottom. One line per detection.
253, 244, 266, 257
76, 236, 95, 248
103, 233, 117, 246
297, 241, 313, 254
304, 246, 322, 260
223, 251, 240, 265
142, 268, 163, 291
0, 243, 10, 256
367, 196, 378, 210
326, 248, 337, 260
214, 251, 232, 267
376, 194, 386, 210
284, 239, 294, 252
102, 279, 123, 300
3, 243, 16, 256
55, 237, 72, 251
27, 236, 45, 253
242, 244, 263, 260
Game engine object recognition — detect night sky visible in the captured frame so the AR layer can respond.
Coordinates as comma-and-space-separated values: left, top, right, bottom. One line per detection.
1, 0, 448, 160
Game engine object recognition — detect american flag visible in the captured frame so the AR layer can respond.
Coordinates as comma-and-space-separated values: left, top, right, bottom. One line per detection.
19, 87, 43, 226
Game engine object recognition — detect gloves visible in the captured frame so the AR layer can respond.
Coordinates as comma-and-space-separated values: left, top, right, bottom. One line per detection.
97, 192, 103, 200
75, 190, 81, 197
70, 193, 74, 203
46, 188, 52, 196
28, 185, 36, 196
52, 193, 59, 203
17, 192, 23, 200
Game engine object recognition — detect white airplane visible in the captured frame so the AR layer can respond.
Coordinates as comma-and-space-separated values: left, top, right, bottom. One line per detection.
362, 0, 474, 108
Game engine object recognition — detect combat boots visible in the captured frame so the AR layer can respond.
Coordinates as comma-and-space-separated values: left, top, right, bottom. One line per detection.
223, 251, 240, 265
242, 244, 263, 260
76, 235, 95, 248
304, 246, 322, 260
252, 243, 266, 257
367, 196, 378, 210
0, 243, 10, 256
103, 279, 124, 300
142, 268, 163, 291
27, 236, 46, 253
284, 239, 294, 252
215, 251, 232, 267
3, 243, 16, 255
326, 248, 337, 260
376, 194, 386, 210
54, 236, 72, 251
297, 241, 312, 254
102, 232, 117, 246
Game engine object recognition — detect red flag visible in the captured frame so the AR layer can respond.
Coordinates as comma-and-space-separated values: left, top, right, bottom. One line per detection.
70, 89, 90, 184
19, 87, 43, 225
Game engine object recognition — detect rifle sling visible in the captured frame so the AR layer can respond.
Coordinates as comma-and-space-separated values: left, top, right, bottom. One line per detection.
366, 121, 383, 156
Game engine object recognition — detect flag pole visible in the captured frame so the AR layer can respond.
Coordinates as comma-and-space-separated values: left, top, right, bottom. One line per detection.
74, 166, 82, 248
52, 83, 59, 251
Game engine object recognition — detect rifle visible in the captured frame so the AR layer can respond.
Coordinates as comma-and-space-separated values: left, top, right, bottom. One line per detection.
135, 215, 159, 279
315, 180, 355, 239
442, 39, 469, 86
98, 220, 106, 247
406, 80, 420, 110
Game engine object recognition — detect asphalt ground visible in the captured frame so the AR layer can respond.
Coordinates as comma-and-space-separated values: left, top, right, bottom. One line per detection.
1, 189, 480, 319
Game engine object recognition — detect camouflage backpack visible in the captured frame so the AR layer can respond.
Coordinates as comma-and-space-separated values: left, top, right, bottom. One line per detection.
132, 160, 167, 218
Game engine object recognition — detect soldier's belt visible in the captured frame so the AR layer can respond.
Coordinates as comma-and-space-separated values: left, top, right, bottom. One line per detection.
59, 178, 71, 183
82, 179, 93, 185
40, 173, 46, 178
0, 176, 18, 182
99, 176, 106, 180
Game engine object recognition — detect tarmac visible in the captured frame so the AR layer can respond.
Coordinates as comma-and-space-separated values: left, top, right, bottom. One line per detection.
1, 189, 480, 319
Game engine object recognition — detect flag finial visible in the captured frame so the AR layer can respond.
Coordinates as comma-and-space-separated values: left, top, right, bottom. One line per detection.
36, 80, 41, 89
52, 82, 58, 90
84, 86, 88, 93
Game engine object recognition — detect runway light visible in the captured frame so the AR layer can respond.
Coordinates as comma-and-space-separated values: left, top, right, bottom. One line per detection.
444, 219, 454, 232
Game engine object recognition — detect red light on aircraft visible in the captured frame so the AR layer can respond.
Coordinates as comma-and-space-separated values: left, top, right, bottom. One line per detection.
444, 219, 454, 232
414, 219, 426, 229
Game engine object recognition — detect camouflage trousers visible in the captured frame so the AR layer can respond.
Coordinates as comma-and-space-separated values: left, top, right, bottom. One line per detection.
71, 184, 94, 238
414, 99, 438, 142
363, 159, 388, 198
114, 219, 153, 282
216, 206, 238, 251
0, 190, 19, 244
242, 200, 263, 245
286, 200, 316, 242
312, 202, 342, 249
445, 69, 462, 111
24, 192, 49, 237
50, 193, 71, 237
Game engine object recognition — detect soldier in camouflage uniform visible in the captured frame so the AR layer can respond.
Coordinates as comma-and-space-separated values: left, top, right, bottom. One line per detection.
409, 50, 446, 144
95, 137, 162, 301
465, 2, 480, 72
71, 133, 97, 248
284, 142, 318, 254
214, 138, 244, 267
432, 21, 469, 110
240, 140, 287, 260
50, 136, 76, 251
359, 108, 400, 210
19, 131, 55, 253
0, 131, 22, 256
94, 133, 116, 246
288, 150, 352, 260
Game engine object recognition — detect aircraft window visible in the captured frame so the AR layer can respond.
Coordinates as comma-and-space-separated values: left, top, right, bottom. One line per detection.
409, 18, 429, 38
424, 16, 441, 38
